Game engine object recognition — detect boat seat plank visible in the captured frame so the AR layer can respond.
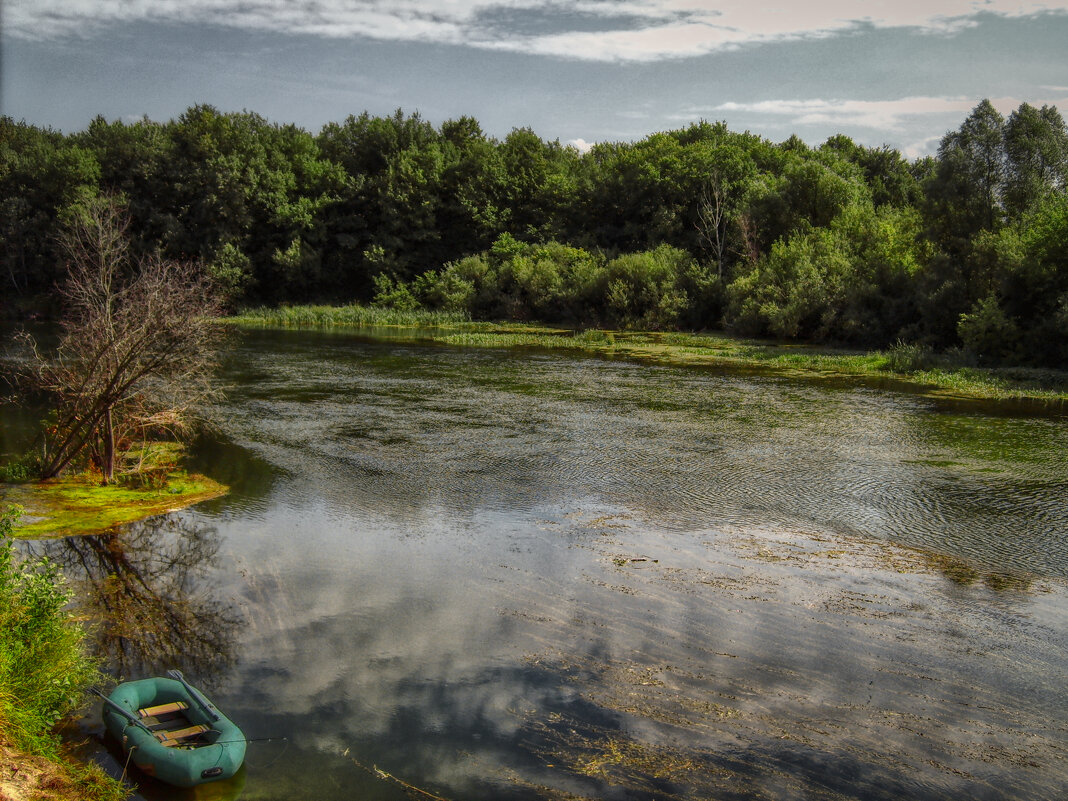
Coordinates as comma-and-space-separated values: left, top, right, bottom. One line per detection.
155, 724, 210, 747
139, 701, 189, 718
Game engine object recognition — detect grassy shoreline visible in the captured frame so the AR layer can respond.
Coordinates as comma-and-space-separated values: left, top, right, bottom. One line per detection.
225, 305, 1068, 406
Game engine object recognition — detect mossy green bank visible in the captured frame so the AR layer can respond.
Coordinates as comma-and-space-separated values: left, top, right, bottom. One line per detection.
1, 472, 228, 539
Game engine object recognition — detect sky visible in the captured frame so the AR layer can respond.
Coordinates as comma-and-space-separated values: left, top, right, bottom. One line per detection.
3, 1, 1068, 158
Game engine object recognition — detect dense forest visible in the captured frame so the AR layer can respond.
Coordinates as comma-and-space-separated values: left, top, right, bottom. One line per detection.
2, 99, 1066, 367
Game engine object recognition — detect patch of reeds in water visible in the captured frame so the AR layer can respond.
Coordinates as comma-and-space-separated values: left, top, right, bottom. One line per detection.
227, 304, 470, 328
222, 304, 1068, 403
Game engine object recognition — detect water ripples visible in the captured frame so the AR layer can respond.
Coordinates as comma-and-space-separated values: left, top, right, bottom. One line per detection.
218, 330, 1068, 580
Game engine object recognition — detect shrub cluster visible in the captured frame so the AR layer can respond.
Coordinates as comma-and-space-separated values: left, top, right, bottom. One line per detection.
374, 235, 720, 331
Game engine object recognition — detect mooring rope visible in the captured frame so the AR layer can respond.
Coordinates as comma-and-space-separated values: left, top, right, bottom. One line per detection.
342, 748, 453, 801
240, 736, 290, 770
120, 744, 137, 784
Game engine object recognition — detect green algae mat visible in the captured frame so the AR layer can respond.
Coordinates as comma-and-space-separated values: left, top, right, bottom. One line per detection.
1, 472, 228, 538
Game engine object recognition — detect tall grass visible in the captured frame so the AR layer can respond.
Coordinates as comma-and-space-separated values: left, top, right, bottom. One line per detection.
227, 304, 470, 328
0, 505, 127, 800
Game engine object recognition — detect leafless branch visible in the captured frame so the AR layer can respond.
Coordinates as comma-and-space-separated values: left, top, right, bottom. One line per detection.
16, 195, 224, 481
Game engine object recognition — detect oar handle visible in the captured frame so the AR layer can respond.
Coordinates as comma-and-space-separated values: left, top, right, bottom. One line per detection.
90, 688, 153, 734
167, 670, 220, 722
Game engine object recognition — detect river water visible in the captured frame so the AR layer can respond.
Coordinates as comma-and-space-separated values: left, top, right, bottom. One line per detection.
16, 328, 1068, 800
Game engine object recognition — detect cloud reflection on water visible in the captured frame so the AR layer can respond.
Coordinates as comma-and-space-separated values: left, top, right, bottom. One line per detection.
84, 330, 1068, 800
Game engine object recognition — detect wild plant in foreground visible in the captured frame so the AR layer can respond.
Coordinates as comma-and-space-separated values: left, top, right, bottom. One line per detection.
0, 506, 96, 752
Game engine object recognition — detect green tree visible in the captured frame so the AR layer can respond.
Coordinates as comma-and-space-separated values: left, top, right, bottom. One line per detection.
0, 118, 100, 300
726, 203, 925, 344
160, 106, 344, 304
438, 116, 509, 256
317, 110, 444, 295
926, 99, 1007, 250
1003, 103, 1068, 219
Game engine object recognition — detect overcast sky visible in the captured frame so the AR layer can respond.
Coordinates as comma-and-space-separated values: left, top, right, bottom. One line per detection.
3, 1, 1067, 157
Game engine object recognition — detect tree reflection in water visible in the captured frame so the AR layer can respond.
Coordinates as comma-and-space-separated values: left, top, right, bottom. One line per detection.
31, 513, 239, 680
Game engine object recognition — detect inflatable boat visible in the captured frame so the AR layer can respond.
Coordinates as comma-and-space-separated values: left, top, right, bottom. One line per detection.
98, 672, 246, 787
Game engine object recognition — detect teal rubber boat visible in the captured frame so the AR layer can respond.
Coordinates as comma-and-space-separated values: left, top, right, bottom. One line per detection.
99, 673, 246, 787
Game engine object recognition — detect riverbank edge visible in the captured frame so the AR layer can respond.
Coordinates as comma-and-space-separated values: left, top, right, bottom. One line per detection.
2, 471, 229, 539
223, 306, 1068, 407
0, 735, 128, 801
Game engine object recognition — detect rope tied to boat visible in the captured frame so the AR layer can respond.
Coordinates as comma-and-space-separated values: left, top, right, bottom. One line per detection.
120, 744, 137, 785
342, 748, 453, 801
234, 736, 290, 770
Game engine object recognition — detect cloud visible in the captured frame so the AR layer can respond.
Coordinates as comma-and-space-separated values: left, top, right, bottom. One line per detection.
902, 135, 946, 159
690, 94, 1068, 131
701, 96, 982, 130
567, 137, 594, 153
7, 1, 1068, 62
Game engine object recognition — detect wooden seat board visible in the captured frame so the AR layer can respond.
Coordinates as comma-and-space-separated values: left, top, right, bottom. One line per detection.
141, 712, 189, 730
139, 701, 189, 718
155, 723, 210, 748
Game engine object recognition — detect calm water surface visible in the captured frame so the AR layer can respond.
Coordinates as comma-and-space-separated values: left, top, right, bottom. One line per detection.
24, 328, 1068, 800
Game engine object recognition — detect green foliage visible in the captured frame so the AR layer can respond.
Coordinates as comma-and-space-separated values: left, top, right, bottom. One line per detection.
208, 241, 254, 304
1003, 103, 1068, 218
7, 100, 1068, 367
0, 506, 98, 748
387, 237, 703, 330
410, 266, 476, 313
600, 245, 694, 329
0, 453, 41, 483
725, 203, 926, 344
882, 340, 939, 373
371, 273, 421, 311
958, 295, 1020, 364
0, 506, 128, 800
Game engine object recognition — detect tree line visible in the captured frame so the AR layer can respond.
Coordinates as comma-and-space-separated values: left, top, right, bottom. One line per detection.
2, 100, 1067, 367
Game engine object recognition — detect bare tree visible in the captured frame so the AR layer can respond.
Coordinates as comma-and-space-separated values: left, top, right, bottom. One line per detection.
19, 195, 223, 482
695, 172, 730, 278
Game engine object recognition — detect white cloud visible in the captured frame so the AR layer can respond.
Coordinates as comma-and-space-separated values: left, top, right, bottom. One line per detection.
902, 135, 945, 159
704, 96, 981, 130
7, 1, 1068, 61
567, 137, 594, 153
693, 94, 1068, 131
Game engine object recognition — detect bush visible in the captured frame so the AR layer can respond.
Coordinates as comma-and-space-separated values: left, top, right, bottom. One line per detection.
0, 454, 41, 483
958, 295, 1020, 365
411, 267, 476, 313
0, 505, 128, 800
370, 273, 420, 311
600, 245, 693, 329
0, 506, 100, 752
881, 340, 937, 373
